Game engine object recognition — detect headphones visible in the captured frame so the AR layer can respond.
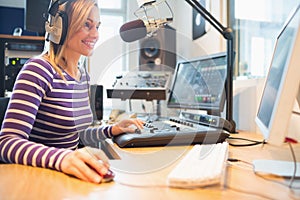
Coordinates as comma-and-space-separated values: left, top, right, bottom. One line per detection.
45, 0, 70, 45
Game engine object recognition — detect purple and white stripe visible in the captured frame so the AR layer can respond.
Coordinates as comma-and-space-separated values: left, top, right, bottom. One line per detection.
0, 57, 112, 171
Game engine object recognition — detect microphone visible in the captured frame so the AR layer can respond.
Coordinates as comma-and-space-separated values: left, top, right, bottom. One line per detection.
119, 18, 172, 42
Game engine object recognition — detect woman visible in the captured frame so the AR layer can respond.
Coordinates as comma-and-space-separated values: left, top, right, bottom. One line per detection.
0, 0, 144, 184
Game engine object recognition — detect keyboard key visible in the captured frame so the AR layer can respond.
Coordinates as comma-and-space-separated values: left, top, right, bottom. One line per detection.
167, 142, 229, 188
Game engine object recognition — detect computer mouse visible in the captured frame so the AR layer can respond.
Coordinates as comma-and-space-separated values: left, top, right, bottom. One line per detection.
102, 169, 115, 183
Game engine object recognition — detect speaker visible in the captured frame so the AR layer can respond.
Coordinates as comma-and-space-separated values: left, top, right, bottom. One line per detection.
90, 85, 103, 123
139, 25, 176, 71
192, 0, 208, 40
45, 0, 69, 45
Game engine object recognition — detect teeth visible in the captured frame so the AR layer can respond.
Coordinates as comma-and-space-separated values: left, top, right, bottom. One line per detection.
83, 40, 96, 48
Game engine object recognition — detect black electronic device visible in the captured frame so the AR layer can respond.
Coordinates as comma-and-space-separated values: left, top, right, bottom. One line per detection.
25, 0, 50, 35
167, 52, 227, 115
113, 118, 229, 148
4, 42, 45, 94
173, 111, 235, 133
90, 85, 103, 124
139, 25, 176, 71
107, 71, 172, 101
6, 42, 44, 52
5, 58, 29, 92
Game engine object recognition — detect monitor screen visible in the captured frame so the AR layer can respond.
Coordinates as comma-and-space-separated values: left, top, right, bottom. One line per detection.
25, 0, 50, 34
255, 5, 300, 146
167, 52, 227, 113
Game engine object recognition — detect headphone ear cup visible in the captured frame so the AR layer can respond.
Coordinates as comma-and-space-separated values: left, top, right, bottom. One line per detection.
46, 11, 68, 45
57, 11, 68, 45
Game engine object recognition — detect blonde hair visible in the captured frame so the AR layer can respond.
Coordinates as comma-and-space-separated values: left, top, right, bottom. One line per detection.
43, 0, 98, 80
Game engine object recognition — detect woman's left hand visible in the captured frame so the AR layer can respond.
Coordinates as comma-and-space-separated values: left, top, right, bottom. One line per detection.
112, 119, 145, 136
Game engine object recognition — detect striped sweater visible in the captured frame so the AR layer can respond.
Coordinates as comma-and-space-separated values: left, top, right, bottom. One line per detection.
0, 57, 112, 171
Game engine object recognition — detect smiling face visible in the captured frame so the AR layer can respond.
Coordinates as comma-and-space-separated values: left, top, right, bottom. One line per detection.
66, 6, 100, 57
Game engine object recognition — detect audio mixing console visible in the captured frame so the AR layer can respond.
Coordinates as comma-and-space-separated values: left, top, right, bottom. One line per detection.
113, 116, 229, 148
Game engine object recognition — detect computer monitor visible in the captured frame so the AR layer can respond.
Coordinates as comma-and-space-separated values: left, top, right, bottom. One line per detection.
253, 5, 300, 177
167, 52, 227, 115
255, 5, 300, 146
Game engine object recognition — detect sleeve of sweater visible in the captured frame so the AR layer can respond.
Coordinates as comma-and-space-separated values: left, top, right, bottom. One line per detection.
79, 125, 114, 147
0, 57, 72, 171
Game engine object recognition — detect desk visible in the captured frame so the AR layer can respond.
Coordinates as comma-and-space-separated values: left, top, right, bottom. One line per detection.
0, 132, 300, 200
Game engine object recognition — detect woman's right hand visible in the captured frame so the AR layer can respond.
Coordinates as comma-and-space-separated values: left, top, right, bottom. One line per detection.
60, 147, 110, 183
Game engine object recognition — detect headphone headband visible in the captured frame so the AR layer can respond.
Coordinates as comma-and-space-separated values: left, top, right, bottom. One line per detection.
48, 0, 70, 16
45, 0, 70, 45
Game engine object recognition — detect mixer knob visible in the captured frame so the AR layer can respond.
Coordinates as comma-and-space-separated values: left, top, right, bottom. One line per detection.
150, 127, 158, 133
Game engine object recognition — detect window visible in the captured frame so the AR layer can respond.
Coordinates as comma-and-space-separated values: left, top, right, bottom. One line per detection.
100, 0, 123, 9
97, 1, 127, 45
92, 1, 127, 113
230, 0, 299, 78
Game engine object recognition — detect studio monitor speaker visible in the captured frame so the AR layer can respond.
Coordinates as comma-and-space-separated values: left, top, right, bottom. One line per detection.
90, 85, 103, 123
139, 25, 176, 71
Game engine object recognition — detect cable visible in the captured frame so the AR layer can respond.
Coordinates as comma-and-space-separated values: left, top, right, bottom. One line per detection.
292, 111, 300, 116
227, 158, 300, 199
112, 156, 298, 198
288, 142, 297, 188
228, 156, 300, 191
83, 59, 90, 98
227, 136, 266, 147
227, 158, 252, 166
227, 158, 253, 171
255, 173, 300, 190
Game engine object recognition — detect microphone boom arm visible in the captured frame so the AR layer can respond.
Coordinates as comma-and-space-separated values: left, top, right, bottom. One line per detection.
185, 0, 236, 133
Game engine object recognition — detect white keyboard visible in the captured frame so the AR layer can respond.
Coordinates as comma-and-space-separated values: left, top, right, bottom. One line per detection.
167, 142, 229, 188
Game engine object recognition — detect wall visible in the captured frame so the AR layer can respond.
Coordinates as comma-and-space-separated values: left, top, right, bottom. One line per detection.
89, 1, 137, 86
233, 78, 265, 133
172, 0, 226, 60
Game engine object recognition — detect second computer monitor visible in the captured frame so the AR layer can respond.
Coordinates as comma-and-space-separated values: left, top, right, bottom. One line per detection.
255, 5, 300, 146
167, 52, 227, 114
